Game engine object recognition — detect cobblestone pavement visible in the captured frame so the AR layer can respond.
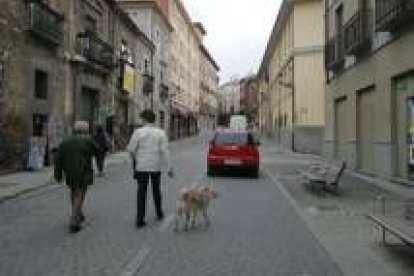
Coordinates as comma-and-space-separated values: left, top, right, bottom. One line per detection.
0, 134, 342, 276
263, 152, 414, 276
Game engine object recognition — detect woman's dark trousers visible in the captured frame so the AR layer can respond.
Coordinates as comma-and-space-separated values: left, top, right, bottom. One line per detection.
135, 172, 163, 225
95, 152, 106, 173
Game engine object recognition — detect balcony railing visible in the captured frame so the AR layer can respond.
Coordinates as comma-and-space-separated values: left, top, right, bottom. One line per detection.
76, 30, 114, 69
376, 0, 414, 31
325, 34, 344, 70
29, 0, 64, 45
344, 8, 372, 55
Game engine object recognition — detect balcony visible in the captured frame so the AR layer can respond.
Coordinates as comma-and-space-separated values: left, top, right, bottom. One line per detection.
76, 30, 114, 69
29, 0, 64, 45
344, 9, 372, 56
325, 34, 344, 71
376, 0, 414, 32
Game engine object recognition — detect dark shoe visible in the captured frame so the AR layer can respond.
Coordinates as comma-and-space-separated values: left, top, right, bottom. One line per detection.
135, 221, 146, 229
69, 224, 81, 233
157, 212, 164, 221
79, 213, 86, 223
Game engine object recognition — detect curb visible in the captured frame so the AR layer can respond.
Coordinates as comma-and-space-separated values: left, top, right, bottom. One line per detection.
0, 180, 59, 204
264, 169, 346, 275
0, 154, 128, 204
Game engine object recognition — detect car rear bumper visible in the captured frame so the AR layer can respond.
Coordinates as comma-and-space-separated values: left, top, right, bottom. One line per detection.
207, 155, 259, 168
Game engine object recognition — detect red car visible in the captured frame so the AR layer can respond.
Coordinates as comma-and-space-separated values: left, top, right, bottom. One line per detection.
207, 129, 260, 177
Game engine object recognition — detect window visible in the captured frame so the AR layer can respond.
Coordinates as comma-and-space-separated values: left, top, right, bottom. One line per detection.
0, 102, 4, 124
32, 113, 48, 137
34, 69, 48, 99
159, 111, 165, 129
0, 57, 4, 97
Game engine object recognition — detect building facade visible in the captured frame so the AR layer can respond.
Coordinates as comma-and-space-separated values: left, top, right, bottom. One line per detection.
0, 0, 66, 168
240, 75, 259, 123
168, 0, 202, 139
199, 44, 220, 130
119, 0, 173, 132
218, 79, 241, 125
65, 0, 154, 149
258, 0, 325, 153
324, 0, 414, 182
0, 0, 154, 169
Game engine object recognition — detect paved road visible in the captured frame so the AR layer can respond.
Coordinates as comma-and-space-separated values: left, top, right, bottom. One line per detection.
0, 134, 342, 276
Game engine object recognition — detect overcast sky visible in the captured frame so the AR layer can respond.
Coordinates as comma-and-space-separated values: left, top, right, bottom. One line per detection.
182, 0, 283, 84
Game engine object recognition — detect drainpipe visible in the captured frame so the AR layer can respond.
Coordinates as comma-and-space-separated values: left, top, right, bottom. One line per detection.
291, 59, 295, 152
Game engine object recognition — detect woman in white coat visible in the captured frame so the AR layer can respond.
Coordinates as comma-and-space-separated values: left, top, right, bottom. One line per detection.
126, 109, 173, 228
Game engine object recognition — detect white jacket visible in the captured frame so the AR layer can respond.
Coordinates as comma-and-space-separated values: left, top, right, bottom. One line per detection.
126, 124, 171, 172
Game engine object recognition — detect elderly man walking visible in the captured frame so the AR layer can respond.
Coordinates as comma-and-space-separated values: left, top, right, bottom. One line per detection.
127, 109, 173, 228
54, 121, 97, 233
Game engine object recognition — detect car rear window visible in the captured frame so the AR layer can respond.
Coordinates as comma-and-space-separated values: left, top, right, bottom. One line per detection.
215, 132, 253, 145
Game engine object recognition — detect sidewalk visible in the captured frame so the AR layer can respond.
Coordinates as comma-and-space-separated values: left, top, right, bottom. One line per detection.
0, 152, 129, 203
261, 138, 414, 199
262, 140, 414, 276
0, 133, 201, 204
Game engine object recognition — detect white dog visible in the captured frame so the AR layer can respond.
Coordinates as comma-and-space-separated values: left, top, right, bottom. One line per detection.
174, 185, 218, 231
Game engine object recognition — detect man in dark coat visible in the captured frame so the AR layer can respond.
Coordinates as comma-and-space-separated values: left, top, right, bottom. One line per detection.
54, 121, 96, 233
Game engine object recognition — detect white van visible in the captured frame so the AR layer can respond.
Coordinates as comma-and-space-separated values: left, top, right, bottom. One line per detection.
229, 115, 247, 130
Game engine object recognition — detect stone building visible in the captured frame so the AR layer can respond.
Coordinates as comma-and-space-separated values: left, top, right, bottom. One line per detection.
63, 0, 154, 149
118, 0, 173, 133
324, 0, 414, 182
257, 0, 325, 154
0, 0, 66, 168
0, 0, 154, 169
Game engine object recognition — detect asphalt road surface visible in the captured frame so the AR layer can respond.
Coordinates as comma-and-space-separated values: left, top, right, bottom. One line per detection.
0, 133, 343, 276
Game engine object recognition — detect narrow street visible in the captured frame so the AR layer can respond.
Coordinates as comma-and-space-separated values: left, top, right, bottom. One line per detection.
0, 133, 342, 276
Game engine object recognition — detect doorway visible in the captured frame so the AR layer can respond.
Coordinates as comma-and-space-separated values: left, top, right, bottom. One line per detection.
394, 74, 414, 179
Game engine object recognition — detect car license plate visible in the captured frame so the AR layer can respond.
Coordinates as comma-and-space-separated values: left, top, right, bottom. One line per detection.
224, 159, 241, 165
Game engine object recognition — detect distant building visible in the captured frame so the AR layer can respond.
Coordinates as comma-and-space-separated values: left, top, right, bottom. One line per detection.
240, 75, 259, 123
219, 80, 241, 116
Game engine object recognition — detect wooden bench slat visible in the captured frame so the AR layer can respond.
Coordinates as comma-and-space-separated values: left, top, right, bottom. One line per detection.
365, 213, 414, 245
299, 171, 325, 182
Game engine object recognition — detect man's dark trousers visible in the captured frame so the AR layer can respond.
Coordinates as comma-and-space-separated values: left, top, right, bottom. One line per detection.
135, 172, 163, 225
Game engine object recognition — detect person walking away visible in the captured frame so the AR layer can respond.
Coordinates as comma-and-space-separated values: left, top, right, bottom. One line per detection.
126, 109, 173, 228
93, 125, 110, 177
54, 121, 97, 233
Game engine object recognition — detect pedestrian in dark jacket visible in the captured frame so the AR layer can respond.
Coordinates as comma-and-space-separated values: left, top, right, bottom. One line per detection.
93, 125, 110, 177
54, 121, 96, 233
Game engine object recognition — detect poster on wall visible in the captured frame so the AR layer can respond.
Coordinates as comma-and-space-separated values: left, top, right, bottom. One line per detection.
123, 63, 135, 94
47, 114, 64, 151
407, 97, 414, 179
27, 137, 46, 171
